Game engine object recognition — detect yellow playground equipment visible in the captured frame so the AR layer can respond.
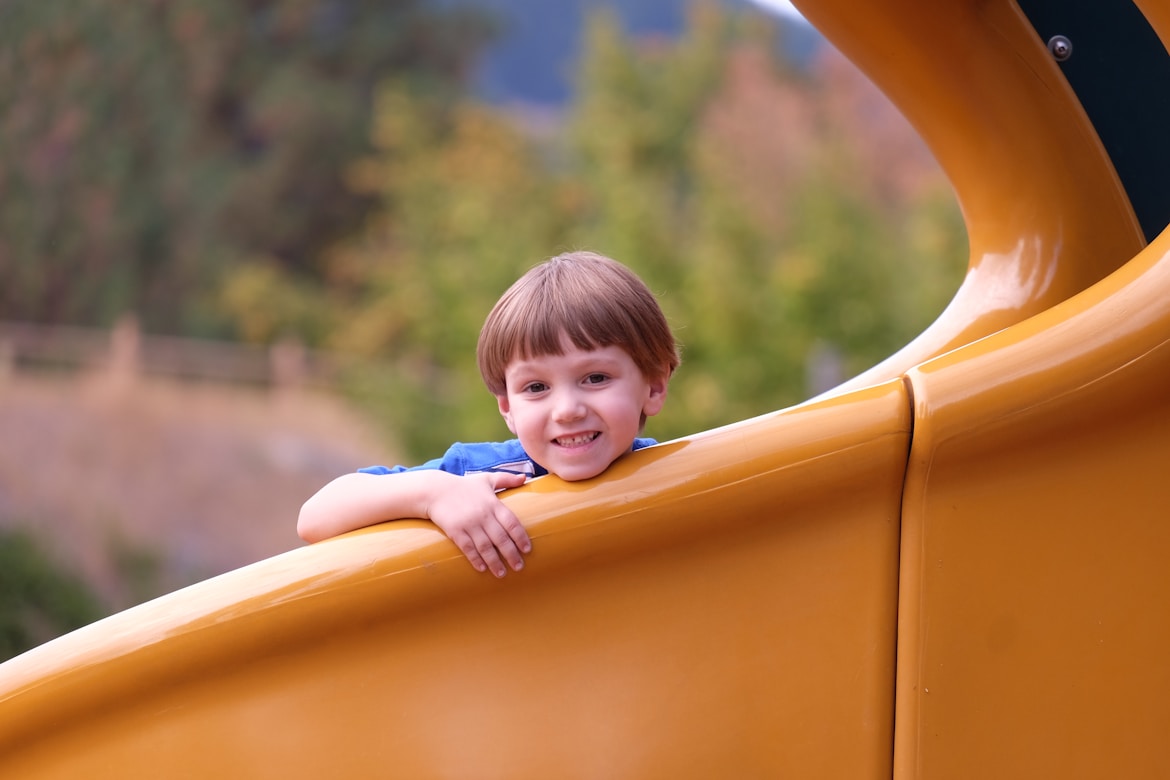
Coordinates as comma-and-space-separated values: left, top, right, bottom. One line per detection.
3, 0, 1169, 777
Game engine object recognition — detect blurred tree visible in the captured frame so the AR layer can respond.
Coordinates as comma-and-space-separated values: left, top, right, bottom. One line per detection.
0, 0, 493, 335
566, 3, 726, 289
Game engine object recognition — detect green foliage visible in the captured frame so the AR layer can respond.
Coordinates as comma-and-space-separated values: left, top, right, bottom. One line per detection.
568, 4, 727, 285
0, 0, 494, 335
105, 531, 167, 609
0, 529, 105, 662
218, 261, 333, 345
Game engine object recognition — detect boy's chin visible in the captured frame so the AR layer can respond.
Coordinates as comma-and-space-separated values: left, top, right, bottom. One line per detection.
547, 460, 610, 483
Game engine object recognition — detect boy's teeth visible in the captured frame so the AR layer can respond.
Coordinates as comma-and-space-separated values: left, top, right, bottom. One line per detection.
557, 433, 597, 446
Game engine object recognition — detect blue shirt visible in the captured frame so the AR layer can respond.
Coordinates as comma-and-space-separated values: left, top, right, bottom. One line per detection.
358, 438, 657, 479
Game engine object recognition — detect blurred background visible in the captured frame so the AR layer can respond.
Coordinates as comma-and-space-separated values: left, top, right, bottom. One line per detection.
0, 0, 966, 660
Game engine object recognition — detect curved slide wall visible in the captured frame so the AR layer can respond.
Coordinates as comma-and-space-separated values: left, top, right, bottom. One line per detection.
895, 219, 1170, 780
3, 0, 1169, 777
0, 383, 909, 778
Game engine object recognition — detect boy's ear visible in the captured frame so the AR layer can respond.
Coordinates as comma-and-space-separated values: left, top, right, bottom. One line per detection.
642, 373, 669, 418
496, 394, 517, 434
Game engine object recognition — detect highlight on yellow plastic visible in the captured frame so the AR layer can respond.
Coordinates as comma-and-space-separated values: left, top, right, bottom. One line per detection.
3, 0, 1169, 778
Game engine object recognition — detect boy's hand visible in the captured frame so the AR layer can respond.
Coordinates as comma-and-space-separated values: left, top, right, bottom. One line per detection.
427, 471, 531, 577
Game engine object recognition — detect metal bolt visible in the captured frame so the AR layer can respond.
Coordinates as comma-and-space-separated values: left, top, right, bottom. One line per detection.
1048, 35, 1073, 62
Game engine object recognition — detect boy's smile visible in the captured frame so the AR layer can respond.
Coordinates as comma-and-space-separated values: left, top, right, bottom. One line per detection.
497, 340, 668, 482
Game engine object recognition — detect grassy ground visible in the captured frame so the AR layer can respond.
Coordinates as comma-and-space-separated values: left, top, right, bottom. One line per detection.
0, 368, 397, 611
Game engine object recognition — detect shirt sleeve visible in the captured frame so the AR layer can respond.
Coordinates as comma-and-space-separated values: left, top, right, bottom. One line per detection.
357, 443, 469, 476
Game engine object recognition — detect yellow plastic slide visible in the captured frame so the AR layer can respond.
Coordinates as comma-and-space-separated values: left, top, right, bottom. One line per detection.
3, 0, 1168, 777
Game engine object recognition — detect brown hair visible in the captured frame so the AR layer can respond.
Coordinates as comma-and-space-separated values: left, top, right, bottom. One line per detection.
477, 251, 680, 395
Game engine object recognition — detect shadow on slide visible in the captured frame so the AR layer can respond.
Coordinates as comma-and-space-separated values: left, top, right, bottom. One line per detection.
3, 0, 1169, 777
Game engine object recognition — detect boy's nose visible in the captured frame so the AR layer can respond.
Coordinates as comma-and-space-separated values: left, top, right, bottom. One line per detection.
551, 389, 586, 422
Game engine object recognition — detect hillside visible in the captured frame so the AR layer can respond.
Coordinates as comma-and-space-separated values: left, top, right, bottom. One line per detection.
0, 369, 396, 612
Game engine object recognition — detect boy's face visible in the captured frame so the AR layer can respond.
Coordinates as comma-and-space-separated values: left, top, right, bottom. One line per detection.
496, 338, 668, 482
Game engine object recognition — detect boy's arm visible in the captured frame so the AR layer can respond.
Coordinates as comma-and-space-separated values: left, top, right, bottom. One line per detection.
297, 470, 531, 577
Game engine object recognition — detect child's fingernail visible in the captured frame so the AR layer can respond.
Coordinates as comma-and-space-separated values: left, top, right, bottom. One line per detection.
513, 560, 524, 571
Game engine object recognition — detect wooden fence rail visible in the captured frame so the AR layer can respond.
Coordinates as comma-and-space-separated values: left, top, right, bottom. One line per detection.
0, 317, 345, 391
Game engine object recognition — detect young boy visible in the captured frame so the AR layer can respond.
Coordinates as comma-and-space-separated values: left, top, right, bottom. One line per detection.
298, 251, 680, 578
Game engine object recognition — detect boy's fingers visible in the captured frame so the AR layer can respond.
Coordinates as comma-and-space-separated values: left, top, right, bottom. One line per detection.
445, 480, 530, 576
469, 527, 509, 578
482, 475, 531, 555
485, 513, 528, 572
488, 471, 527, 492
496, 509, 531, 555
452, 533, 488, 573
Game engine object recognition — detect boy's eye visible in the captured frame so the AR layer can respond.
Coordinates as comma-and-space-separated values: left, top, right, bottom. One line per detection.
522, 382, 548, 394
584, 373, 608, 385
